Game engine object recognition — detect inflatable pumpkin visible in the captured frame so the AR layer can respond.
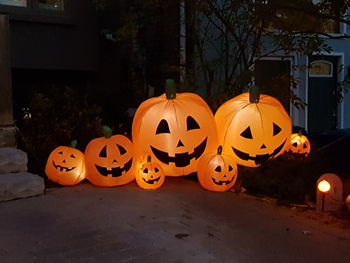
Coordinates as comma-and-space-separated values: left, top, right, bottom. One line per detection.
85, 126, 134, 187
197, 146, 238, 192
215, 87, 292, 167
132, 79, 217, 176
136, 156, 165, 190
45, 140, 86, 186
287, 131, 311, 156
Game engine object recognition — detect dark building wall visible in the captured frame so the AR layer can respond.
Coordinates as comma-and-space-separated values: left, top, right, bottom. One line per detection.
0, 0, 99, 70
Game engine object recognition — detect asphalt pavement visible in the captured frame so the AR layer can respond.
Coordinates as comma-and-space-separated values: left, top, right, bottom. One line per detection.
0, 177, 349, 263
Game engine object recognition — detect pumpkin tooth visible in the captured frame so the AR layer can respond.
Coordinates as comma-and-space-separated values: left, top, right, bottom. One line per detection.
142, 176, 161, 184
150, 137, 207, 167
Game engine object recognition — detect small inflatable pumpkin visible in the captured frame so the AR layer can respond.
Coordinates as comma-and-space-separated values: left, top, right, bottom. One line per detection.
136, 156, 165, 190
197, 146, 238, 192
287, 131, 311, 157
85, 126, 134, 187
45, 140, 86, 186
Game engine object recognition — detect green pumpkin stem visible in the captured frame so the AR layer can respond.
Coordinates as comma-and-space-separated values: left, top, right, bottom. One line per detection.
217, 145, 223, 155
147, 155, 152, 163
165, 79, 176, 100
298, 130, 303, 136
70, 140, 78, 149
249, 86, 260, 103
102, 125, 113, 138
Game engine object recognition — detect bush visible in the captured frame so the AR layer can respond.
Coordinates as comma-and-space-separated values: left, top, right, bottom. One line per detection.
16, 86, 103, 176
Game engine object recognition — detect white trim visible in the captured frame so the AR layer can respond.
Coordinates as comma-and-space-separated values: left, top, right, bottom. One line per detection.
305, 56, 309, 132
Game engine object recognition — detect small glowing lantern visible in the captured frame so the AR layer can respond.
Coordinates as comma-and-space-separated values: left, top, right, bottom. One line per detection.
136, 156, 165, 190
317, 180, 331, 193
316, 173, 343, 212
132, 79, 218, 176
85, 126, 134, 187
215, 86, 292, 167
45, 140, 86, 186
345, 195, 350, 213
287, 131, 311, 157
197, 145, 238, 192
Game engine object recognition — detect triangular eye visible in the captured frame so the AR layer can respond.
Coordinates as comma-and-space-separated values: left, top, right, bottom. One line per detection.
228, 165, 233, 172
240, 127, 253, 139
117, 144, 127, 155
187, 116, 200, 130
215, 166, 221, 172
143, 168, 148, 174
58, 151, 63, 155
154, 167, 159, 173
70, 154, 76, 159
273, 123, 281, 136
99, 146, 107, 157
292, 142, 298, 147
303, 143, 307, 149
156, 119, 170, 134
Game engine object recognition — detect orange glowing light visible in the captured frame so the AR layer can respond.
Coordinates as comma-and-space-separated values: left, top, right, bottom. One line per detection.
318, 180, 331, 193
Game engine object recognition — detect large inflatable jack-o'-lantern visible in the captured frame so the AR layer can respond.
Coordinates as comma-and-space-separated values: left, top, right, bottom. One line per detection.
132, 79, 218, 176
215, 86, 292, 167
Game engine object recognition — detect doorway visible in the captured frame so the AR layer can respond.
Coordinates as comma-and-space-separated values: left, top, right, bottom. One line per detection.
308, 56, 338, 132
255, 59, 291, 112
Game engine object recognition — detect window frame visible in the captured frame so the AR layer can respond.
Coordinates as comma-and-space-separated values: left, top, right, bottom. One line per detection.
0, 0, 71, 24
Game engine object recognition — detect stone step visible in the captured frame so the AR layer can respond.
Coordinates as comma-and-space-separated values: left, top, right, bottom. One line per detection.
0, 147, 27, 174
0, 172, 45, 201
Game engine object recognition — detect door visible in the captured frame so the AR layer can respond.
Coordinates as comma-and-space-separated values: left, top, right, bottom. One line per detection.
308, 56, 338, 132
255, 59, 291, 112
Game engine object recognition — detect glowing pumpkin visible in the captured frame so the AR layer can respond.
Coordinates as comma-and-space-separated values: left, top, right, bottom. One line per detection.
215, 87, 292, 167
136, 156, 165, 190
132, 79, 217, 176
287, 131, 311, 156
85, 126, 134, 187
45, 140, 85, 186
197, 146, 238, 192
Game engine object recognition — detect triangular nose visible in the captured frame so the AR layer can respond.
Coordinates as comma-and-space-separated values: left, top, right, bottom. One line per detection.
177, 140, 184, 147
260, 144, 267, 149
62, 159, 66, 163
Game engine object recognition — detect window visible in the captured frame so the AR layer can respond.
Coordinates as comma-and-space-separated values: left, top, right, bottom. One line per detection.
0, 0, 27, 7
38, 0, 64, 11
309, 60, 333, 77
0, 0, 64, 10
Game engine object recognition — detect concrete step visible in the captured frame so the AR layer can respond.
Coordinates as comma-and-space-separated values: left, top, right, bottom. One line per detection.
0, 147, 27, 173
0, 172, 45, 201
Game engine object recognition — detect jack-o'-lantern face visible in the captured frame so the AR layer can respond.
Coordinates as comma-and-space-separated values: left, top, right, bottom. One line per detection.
45, 145, 85, 186
136, 156, 165, 189
287, 133, 311, 156
85, 132, 134, 187
215, 88, 292, 167
197, 146, 238, 192
132, 80, 217, 176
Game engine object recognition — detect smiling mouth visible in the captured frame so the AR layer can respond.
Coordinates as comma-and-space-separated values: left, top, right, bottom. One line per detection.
53, 161, 75, 172
212, 177, 233, 186
95, 158, 133, 177
142, 176, 161, 184
232, 140, 286, 165
150, 138, 207, 167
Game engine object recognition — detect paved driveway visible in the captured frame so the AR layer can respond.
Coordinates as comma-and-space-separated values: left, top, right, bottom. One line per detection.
0, 178, 349, 263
